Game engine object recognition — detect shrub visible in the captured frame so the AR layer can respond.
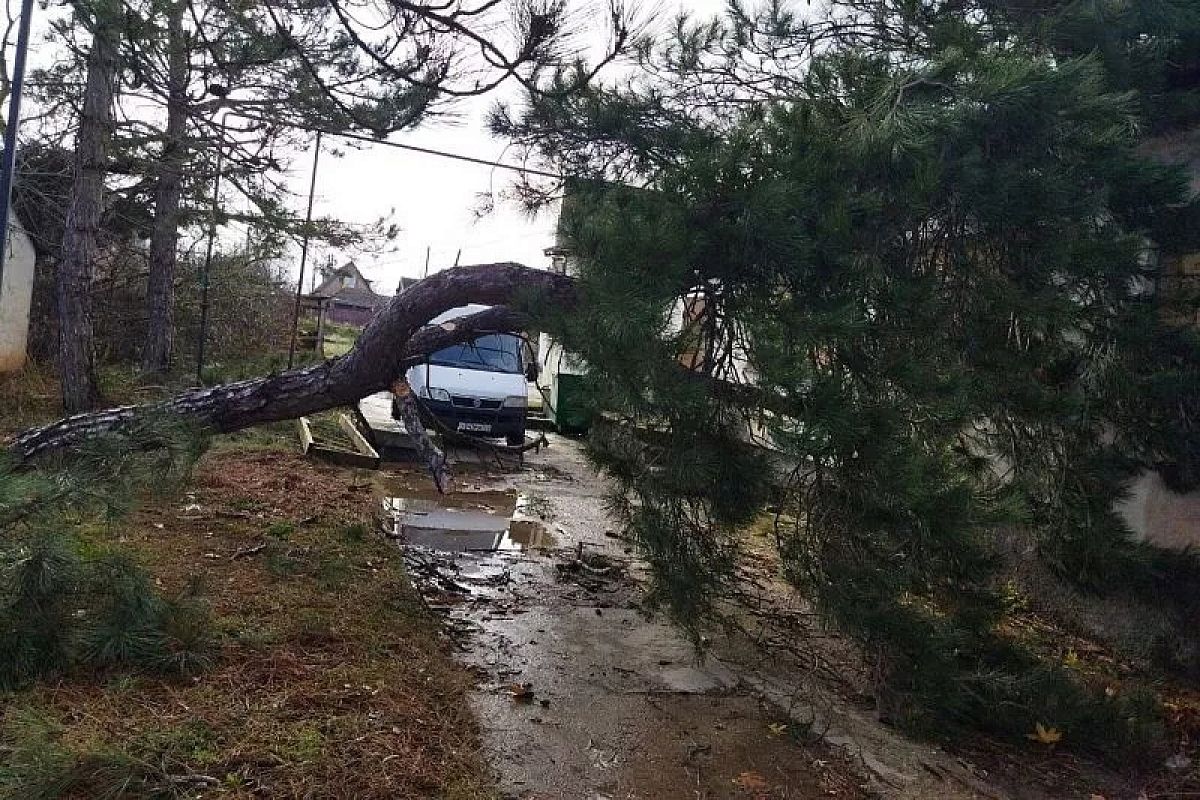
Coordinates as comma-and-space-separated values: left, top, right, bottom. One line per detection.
0, 418, 215, 688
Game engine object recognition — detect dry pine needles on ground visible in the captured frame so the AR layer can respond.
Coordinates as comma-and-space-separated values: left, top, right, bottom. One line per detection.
0, 445, 493, 800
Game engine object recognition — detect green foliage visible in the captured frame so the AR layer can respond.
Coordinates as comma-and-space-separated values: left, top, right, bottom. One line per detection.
982, 0, 1200, 135
0, 704, 145, 800
266, 520, 296, 540
503, 0, 1200, 763
78, 551, 170, 668
0, 533, 217, 688
0, 418, 215, 688
0, 707, 76, 800
0, 706, 229, 800
0, 533, 80, 687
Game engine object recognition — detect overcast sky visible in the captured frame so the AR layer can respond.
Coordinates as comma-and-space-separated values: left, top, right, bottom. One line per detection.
282, 0, 729, 295
8, 0, 730, 293
293, 94, 557, 294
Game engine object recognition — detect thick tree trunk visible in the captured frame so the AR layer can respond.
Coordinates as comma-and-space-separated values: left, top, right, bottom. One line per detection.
142, 1, 188, 375
57, 10, 120, 413
13, 264, 575, 460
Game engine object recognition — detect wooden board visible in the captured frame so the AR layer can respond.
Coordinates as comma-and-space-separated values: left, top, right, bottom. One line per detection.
307, 443, 379, 469
296, 414, 380, 469
295, 417, 314, 451
337, 413, 380, 461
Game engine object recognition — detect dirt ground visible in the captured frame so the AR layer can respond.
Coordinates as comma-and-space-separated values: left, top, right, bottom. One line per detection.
380, 438, 961, 800
385, 434, 1199, 800
6, 408, 1198, 799
1, 439, 492, 800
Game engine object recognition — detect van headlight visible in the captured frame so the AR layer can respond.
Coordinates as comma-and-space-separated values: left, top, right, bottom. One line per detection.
422, 387, 451, 402
502, 395, 527, 409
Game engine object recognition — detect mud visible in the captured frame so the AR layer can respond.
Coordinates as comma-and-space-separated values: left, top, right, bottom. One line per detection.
377, 437, 1021, 800
379, 481, 556, 552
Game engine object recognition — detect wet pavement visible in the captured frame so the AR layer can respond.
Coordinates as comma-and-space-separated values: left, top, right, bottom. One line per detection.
381, 489, 556, 552
377, 436, 1009, 800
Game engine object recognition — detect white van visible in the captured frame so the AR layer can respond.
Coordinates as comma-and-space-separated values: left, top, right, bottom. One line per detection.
396, 304, 533, 446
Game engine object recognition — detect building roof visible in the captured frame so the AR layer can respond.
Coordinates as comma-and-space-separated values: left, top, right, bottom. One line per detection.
310, 261, 386, 309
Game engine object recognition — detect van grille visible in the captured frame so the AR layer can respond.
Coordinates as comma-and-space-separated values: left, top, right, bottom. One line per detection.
450, 395, 502, 410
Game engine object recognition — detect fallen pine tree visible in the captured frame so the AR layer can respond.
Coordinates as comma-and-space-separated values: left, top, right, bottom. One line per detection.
10, 0, 1200, 768
8, 263, 575, 462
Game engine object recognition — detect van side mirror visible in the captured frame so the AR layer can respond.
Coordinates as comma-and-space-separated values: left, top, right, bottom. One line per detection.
524, 362, 540, 383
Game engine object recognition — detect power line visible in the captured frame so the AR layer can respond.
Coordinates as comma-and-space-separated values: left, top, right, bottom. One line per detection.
336, 127, 561, 179
241, 114, 562, 180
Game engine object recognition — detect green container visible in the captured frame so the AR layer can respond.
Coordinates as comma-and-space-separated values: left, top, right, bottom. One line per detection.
552, 373, 592, 434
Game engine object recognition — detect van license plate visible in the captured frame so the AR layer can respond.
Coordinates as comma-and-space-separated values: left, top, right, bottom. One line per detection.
457, 422, 491, 433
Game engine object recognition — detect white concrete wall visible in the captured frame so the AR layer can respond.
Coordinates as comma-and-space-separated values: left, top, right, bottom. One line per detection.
1116, 471, 1200, 551
0, 221, 35, 373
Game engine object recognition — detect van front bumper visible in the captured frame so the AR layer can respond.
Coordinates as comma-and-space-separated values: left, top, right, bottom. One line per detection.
395, 396, 526, 438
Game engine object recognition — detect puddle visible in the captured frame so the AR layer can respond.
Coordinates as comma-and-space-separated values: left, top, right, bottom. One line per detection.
381, 488, 556, 552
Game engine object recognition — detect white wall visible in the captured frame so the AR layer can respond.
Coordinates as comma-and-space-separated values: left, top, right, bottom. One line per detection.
1116, 471, 1200, 551
0, 222, 36, 372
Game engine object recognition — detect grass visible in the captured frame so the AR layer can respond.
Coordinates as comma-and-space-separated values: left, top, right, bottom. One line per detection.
322, 323, 360, 358
0, 362, 61, 435
0, 350, 333, 441
305, 409, 360, 451
0, 444, 495, 799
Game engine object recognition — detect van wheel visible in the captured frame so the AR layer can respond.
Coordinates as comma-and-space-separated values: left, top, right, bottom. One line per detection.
506, 432, 525, 447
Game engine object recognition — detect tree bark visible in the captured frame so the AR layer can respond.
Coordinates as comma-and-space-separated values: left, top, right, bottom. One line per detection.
393, 379, 451, 492
13, 263, 575, 461
142, 0, 188, 375
57, 8, 120, 413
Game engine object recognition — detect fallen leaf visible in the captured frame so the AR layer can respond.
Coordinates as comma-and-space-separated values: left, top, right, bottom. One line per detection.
733, 770, 770, 791
1026, 722, 1062, 745
506, 683, 535, 703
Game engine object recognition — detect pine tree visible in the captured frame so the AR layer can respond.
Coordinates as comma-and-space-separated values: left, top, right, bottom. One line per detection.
496, 0, 1200, 757
0, 416, 213, 687
26, 0, 638, 385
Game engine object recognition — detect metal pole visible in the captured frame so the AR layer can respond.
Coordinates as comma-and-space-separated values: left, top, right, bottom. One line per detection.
286, 129, 322, 369
0, 0, 37, 295
195, 136, 225, 384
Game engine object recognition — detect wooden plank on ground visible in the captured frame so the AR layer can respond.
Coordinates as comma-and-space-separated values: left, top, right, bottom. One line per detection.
296, 417, 315, 453
307, 443, 380, 469
338, 413, 380, 461
297, 414, 380, 469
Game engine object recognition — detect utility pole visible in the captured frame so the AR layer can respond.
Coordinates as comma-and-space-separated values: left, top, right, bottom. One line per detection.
0, 0, 36, 296
287, 130, 322, 368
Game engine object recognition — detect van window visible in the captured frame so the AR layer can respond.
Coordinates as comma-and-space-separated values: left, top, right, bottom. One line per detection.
427, 333, 523, 374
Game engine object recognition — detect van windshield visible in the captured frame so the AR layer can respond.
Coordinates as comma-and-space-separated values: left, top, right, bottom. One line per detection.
427, 333, 523, 374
